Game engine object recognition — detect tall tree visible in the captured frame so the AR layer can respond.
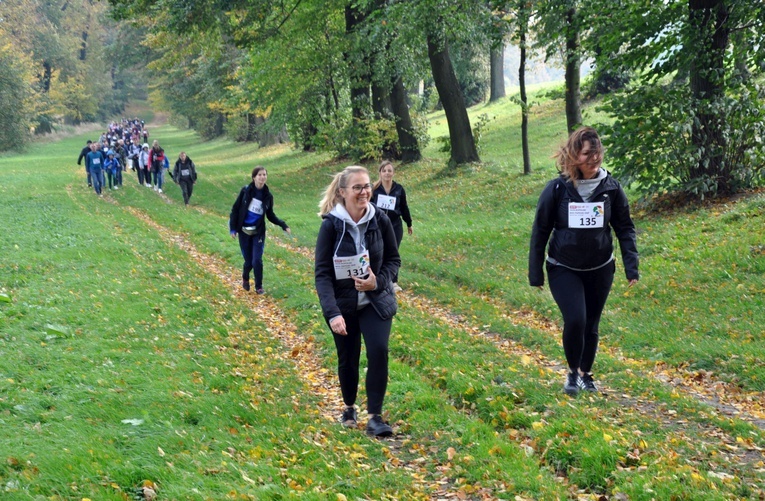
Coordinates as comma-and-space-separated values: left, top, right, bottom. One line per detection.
536, 0, 583, 133
516, 0, 532, 174
427, 27, 480, 165
489, 43, 506, 102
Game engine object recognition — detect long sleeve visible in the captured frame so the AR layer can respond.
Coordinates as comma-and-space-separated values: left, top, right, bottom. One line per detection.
399, 186, 412, 227
528, 181, 558, 287
315, 219, 341, 320
610, 186, 639, 280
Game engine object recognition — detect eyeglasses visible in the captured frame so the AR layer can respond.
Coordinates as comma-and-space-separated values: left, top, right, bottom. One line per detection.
347, 183, 372, 193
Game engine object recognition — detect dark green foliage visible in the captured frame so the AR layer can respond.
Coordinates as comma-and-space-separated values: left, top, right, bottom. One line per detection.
593, 0, 765, 199
0, 48, 31, 150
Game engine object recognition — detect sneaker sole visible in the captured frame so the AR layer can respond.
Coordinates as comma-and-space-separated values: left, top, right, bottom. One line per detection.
563, 386, 579, 396
367, 429, 393, 437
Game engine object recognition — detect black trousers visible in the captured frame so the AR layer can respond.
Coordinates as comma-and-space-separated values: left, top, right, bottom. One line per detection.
330, 305, 391, 415
179, 178, 194, 204
547, 261, 615, 374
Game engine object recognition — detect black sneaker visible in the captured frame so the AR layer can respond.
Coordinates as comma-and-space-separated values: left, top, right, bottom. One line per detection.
366, 415, 393, 437
563, 371, 580, 396
242, 279, 250, 291
340, 407, 357, 428
578, 372, 598, 392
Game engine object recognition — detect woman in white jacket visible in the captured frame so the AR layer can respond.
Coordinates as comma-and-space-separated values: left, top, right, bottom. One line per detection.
138, 144, 151, 187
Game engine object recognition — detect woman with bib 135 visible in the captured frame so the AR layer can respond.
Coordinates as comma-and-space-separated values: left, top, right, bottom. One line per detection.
529, 127, 639, 396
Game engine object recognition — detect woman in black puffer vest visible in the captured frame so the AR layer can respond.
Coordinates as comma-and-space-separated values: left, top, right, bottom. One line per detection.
315, 166, 400, 438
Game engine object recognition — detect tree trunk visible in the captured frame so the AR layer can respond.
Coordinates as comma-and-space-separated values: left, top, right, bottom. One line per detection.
489, 43, 506, 102
519, 21, 531, 175
390, 75, 421, 162
689, 0, 730, 193
372, 83, 392, 118
41, 61, 53, 93
564, 6, 582, 133
80, 30, 88, 61
427, 33, 480, 165
345, 5, 371, 120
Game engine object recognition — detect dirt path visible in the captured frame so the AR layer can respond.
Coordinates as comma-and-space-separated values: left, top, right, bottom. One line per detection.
79, 177, 763, 497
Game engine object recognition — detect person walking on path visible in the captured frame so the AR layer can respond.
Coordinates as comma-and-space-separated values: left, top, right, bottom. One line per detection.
371, 160, 413, 292
315, 166, 400, 437
104, 150, 120, 191
172, 152, 197, 207
148, 140, 166, 193
138, 144, 151, 187
85, 142, 106, 197
229, 166, 291, 294
115, 140, 128, 187
77, 140, 93, 188
529, 126, 639, 396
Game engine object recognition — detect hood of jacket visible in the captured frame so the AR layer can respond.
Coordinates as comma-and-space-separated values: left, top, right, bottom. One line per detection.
328, 203, 376, 255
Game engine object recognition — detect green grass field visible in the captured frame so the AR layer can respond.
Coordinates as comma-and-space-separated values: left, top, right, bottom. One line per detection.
0, 90, 763, 500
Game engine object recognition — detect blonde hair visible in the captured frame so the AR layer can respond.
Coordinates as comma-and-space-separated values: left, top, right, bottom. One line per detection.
372, 160, 394, 191
318, 166, 369, 216
553, 126, 604, 185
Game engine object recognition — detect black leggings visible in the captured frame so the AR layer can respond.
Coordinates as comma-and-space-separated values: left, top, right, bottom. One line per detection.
547, 261, 615, 374
330, 305, 391, 415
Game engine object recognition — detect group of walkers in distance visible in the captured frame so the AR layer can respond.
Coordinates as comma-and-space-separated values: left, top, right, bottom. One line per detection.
75, 121, 637, 439
76, 118, 198, 206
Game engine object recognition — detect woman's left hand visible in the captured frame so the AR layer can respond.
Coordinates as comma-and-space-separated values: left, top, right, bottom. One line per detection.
408, 226, 413, 236
285, 227, 292, 235
353, 269, 377, 292
628, 279, 638, 287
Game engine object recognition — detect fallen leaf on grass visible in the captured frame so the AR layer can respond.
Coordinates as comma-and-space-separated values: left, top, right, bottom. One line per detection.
45, 324, 70, 337
121, 419, 144, 426
0, 293, 11, 303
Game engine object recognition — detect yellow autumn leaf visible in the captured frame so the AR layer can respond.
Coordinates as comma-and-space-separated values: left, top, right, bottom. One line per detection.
520, 354, 532, 366
603, 433, 613, 442
531, 421, 544, 430
337, 495, 348, 501
238, 315, 246, 324
447, 447, 457, 460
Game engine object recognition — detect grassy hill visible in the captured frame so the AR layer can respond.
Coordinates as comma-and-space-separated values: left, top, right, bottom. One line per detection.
0, 91, 763, 500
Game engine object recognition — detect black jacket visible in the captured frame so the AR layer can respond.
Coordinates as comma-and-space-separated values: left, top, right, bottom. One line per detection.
372, 181, 412, 227
315, 208, 400, 321
173, 157, 198, 183
529, 173, 639, 286
229, 183, 288, 237
77, 145, 91, 166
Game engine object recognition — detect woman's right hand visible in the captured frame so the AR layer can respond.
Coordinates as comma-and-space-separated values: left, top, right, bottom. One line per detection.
330, 316, 347, 335
230, 231, 237, 239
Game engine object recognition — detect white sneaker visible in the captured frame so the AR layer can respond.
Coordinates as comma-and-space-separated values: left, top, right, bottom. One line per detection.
153, 186, 158, 191
158, 188, 163, 193
114, 186, 119, 190
145, 183, 151, 187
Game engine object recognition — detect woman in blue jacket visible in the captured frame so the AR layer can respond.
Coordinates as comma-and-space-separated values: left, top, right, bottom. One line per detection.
229, 166, 290, 294
315, 166, 400, 437
529, 127, 639, 396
